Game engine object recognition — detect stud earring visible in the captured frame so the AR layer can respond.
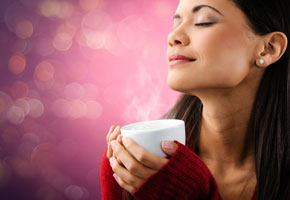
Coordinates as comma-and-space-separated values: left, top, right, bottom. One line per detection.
258, 59, 265, 65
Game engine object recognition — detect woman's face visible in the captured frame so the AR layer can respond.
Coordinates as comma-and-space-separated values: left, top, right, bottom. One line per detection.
166, 0, 262, 94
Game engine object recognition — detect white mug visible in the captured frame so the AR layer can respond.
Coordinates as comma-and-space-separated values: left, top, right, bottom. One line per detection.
120, 119, 185, 157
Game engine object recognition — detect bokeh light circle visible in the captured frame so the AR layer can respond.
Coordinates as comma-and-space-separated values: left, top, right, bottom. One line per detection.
0, 91, 13, 122
69, 100, 86, 119
52, 99, 72, 118
64, 83, 84, 100
15, 20, 34, 39
8, 54, 26, 75
117, 15, 147, 49
11, 81, 29, 99
6, 105, 25, 125
34, 61, 55, 81
85, 100, 102, 119
14, 98, 30, 116
28, 98, 44, 118
64, 185, 83, 200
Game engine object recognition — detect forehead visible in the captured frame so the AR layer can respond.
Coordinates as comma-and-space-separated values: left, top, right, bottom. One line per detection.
175, 0, 238, 16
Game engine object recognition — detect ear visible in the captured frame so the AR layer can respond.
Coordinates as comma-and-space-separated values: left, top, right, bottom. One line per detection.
255, 31, 288, 68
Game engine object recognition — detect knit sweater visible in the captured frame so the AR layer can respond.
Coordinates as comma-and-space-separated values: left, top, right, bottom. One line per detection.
100, 141, 257, 200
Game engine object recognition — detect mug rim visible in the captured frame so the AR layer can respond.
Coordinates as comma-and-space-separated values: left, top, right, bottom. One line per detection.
121, 119, 184, 134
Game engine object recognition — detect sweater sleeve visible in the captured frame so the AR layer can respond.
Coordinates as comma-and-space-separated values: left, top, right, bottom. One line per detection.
100, 149, 122, 200
132, 141, 222, 200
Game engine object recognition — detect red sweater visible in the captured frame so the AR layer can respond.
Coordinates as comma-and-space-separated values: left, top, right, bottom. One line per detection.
100, 142, 257, 200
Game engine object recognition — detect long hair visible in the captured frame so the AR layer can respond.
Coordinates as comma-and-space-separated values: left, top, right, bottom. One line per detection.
124, 0, 290, 199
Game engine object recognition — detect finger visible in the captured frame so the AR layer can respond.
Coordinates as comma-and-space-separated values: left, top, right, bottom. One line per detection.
106, 125, 115, 143
122, 136, 168, 170
161, 141, 178, 156
106, 125, 115, 158
117, 135, 123, 145
113, 152, 123, 166
111, 141, 156, 179
109, 126, 120, 142
113, 173, 135, 194
107, 126, 121, 159
110, 157, 143, 190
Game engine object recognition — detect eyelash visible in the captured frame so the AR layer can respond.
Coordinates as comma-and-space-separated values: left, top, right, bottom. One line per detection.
195, 22, 215, 26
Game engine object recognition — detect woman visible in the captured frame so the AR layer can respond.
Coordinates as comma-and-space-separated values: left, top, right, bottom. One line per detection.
100, 0, 290, 199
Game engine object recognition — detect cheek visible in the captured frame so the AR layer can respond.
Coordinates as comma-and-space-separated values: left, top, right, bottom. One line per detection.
196, 27, 254, 86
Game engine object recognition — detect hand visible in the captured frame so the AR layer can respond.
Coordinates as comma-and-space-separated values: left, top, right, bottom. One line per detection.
106, 125, 121, 159
109, 137, 178, 194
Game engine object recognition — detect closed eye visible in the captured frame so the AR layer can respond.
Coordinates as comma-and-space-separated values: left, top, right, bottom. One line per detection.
195, 22, 215, 26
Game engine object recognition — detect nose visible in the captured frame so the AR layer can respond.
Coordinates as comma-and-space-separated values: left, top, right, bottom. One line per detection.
168, 27, 190, 47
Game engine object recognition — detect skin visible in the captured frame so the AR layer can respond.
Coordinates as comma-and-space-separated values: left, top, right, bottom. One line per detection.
107, 0, 288, 199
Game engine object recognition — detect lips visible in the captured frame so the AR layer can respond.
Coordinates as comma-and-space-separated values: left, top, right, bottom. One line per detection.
169, 54, 195, 61
169, 54, 196, 66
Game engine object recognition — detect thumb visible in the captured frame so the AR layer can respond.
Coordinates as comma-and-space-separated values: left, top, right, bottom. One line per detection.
161, 141, 178, 156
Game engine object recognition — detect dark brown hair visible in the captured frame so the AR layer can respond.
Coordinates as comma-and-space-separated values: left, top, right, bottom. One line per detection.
124, 0, 290, 199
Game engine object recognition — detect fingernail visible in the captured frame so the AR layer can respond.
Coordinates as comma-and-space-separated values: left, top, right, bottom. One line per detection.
122, 136, 127, 144
113, 173, 119, 181
110, 141, 117, 149
109, 157, 114, 165
109, 125, 114, 132
117, 135, 121, 142
113, 126, 119, 133
163, 141, 173, 150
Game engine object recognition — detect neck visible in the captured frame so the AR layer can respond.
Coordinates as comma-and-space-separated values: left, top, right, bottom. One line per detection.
195, 72, 262, 170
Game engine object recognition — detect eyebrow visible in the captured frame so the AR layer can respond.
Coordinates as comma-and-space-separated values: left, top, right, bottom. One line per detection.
173, 4, 223, 19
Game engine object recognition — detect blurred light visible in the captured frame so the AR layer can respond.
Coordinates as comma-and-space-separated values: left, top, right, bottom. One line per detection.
154, 0, 174, 20
2, 127, 20, 146
34, 78, 55, 91
117, 15, 147, 49
14, 98, 30, 116
53, 32, 73, 51
27, 89, 41, 99
64, 185, 83, 200
83, 83, 99, 100
31, 143, 56, 167
15, 20, 34, 39
58, 1, 74, 19
18, 140, 38, 159
64, 83, 84, 100
8, 53, 26, 75
11, 81, 29, 99
34, 61, 55, 81
38, 0, 61, 18
28, 98, 44, 118
57, 23, 76, 39
103, 24, 127, 56
0, 91, 13, 122
81, 10, 111, 49
6, 105, 25, 125
69, 100, 86, 119
81, 187, 89, 199
85, 31, 105, 49
52, 99, 72, 118
79, 0, 101, 11
85, 100, 102, 119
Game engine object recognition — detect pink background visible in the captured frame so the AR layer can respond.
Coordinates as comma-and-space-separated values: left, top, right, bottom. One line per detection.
0, 0, 180, 199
